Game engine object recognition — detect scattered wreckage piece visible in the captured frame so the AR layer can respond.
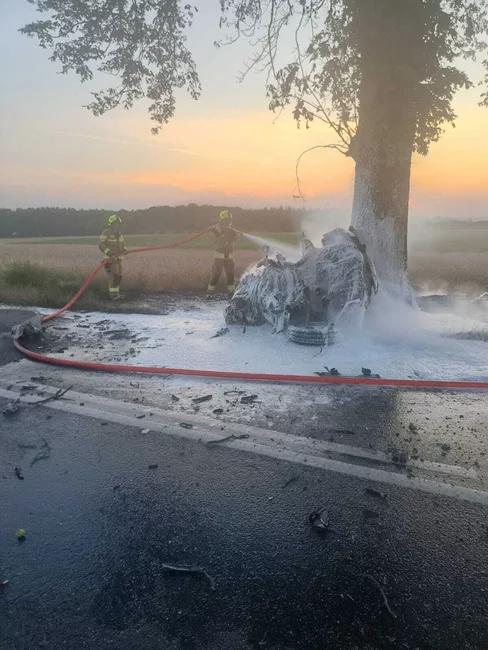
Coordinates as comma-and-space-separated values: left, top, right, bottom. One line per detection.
3, 398, 20, 417
161, 563, 216, 591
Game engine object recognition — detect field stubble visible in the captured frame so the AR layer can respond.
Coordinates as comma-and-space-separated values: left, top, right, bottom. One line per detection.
0, 241, 487, 310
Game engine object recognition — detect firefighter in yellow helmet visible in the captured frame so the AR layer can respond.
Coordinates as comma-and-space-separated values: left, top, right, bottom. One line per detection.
99, 215, 127, 300
206, 210, 242, 298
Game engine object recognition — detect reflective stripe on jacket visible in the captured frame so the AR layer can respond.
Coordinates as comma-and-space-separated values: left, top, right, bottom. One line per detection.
99, 229, 125, 258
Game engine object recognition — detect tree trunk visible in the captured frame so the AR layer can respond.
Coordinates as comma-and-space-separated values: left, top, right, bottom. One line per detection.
350, 148, 412, 291
347, 0, 423, 296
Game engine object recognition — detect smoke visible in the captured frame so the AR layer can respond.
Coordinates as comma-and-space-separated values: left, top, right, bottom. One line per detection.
300, 207, 348, 246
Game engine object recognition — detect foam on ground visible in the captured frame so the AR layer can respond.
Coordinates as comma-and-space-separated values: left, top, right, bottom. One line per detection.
9, 297, 487, 383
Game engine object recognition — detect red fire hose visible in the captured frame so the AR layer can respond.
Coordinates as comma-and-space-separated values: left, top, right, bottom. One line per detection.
11, 228, 488, 389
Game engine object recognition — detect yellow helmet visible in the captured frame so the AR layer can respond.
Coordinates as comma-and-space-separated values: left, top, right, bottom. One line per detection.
108, 214, 122, 226
219, 210, 233, 221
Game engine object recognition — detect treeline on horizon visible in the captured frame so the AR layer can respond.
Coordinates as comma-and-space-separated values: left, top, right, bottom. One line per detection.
0, 205, 486, 239
0, 205, 305, 238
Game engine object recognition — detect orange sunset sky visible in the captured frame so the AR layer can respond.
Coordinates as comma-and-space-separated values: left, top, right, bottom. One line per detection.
1, 1, 487, 220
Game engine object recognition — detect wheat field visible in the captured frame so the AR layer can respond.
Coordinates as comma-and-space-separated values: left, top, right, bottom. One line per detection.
0, 241, 487, 300
0, 242, 261, 292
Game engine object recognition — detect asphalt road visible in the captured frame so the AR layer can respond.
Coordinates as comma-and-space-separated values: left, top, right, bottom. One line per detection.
1, 308, 488, 649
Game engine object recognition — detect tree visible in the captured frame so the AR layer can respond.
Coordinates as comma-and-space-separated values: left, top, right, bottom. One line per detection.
21, 0, 488, 290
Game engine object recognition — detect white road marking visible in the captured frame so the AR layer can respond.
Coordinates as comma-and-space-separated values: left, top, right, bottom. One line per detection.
0, 384, 486, 505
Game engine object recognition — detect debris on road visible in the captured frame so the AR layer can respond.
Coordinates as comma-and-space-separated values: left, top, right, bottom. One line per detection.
210, 327, 229, 339
365, 488, 387, 501
14, 467, 24, 480
330, 428, 357, 436
180, 422, 194, 429
363, 508, 380, 520
206, 433, 250, 446
391, 450, 408, 465
315, 367, 340, 377
224, 390, 246, 396
212, 408, 224, 415
1, 579, 9, 587
30, 439, 51, 467
361, 574, 397, 620
309, 506, 330, 534
136, 414, 146, 419
161, 563, 216, 590
15, 529, 26, 541
104, 329, 132, 340
18, 444, 37, 449
141, 429, 150, 434
171, 394, 180, 402
33, 385, 73, 406
440, 443, 451, 452
148, 464, 158, 470
361, 367, 381, 378
240, 394, 259, 404
408, 422, 419, 433
3, 398, 20, 417
192, 395, 213, 404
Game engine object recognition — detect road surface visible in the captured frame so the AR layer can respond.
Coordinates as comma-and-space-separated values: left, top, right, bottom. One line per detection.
1, 308, 487, 650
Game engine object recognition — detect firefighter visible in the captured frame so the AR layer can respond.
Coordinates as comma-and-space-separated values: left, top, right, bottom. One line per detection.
206, 210, 241, 298
99, 215, 127, 300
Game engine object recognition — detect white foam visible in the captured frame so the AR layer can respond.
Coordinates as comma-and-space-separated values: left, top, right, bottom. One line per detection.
31, 299, 488, 382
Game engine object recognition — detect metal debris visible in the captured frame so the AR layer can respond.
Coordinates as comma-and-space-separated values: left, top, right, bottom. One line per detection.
206, 433, 250, 446
212, 408, 224, 415
14, 467, 24, 480
240, 394, 259, 404
315, 367, 340, 377
361, 574, 397, 620
210, 327, 230, 339
141, 429, 150, 434
30, 439, 51, 467
33, 385, 73, 406
365, 488, 387, 501
3, 399, 20, 417
361, 367, 381, 378
309, 506, 330, 534
391, 450, 408, 465
161, 563, 216, 591
180, 422, 194, 429
192, 395, 213, 404
224, 390, 246, 396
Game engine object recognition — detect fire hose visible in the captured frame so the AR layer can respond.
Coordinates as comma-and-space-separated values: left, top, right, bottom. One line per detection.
11, 228, 488, 389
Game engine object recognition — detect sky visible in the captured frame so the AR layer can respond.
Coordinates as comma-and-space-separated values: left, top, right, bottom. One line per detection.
0, 1, 487, 220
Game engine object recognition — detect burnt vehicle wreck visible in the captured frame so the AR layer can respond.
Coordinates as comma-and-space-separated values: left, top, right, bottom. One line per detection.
225, 227, 378, 345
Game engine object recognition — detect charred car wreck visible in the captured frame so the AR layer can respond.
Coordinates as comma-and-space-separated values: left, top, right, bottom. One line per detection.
225, 227, 378, 345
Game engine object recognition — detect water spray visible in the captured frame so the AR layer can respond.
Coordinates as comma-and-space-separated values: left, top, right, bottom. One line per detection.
241, 232, 301, 261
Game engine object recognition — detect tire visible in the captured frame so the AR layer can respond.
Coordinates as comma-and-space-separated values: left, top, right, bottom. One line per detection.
288, 324, 334, 347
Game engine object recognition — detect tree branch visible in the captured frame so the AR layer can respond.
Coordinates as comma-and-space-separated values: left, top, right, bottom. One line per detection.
295, 143, 348, 199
